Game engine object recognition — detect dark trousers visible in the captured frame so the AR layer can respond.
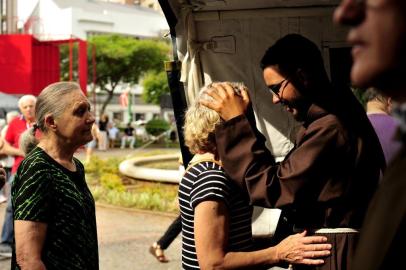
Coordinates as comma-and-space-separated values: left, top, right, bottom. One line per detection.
157, 215, 182, 250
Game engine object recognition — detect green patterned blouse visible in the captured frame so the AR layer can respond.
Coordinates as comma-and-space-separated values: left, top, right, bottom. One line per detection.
11, 147, 99, 270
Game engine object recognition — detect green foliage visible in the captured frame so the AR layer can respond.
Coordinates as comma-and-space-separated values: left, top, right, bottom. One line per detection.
142, 71, 170, 105
60, 44, 78, 81
60, 35, 171, 114
100, 173, 125, 192
91, 186, 178, 212
88, 35, 169, 87
84, 152, 180, 213
85, 156, 122, 179
352, 87, 367, 108
84, 155, 105, 175
145, 118, 171, 136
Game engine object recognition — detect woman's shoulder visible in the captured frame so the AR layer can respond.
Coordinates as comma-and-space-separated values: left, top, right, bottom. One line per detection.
19, 147, 49, 170
187, 160, 223, 175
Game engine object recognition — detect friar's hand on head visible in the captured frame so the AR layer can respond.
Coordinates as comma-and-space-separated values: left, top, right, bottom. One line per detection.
200, 82, 250, 121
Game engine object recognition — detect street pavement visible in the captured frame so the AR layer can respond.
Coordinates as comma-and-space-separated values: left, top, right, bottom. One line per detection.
0, 203, 182, 270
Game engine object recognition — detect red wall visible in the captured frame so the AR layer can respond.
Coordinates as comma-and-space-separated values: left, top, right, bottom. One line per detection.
0, 35, 60, 96
32, 40, 60, 96
0, 35, 33, 94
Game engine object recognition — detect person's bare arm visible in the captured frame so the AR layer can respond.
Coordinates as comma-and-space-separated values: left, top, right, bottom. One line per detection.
200, 82, 251, 121
15, 220, 47, 270
0, 138, 25, 157
195, 200, 331, 269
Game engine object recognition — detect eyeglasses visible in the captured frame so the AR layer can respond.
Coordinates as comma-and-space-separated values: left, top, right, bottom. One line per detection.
268, 79, 291, 106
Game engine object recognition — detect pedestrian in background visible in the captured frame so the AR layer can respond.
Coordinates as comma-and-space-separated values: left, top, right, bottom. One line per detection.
0, 95, 36, 258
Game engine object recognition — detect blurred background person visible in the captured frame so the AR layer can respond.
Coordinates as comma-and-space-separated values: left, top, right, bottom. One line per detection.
98, 114, 109, 151
0, 111, 19, 204
85, 123, 99, 164
0, 95, 36, 258
108, 122, 119, 149
121, 123, 135, 149
12, 82, 99, 269
364, 88, 402, 164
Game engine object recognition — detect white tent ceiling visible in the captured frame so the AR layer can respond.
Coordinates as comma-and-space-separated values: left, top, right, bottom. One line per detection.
161, 0, 348, 159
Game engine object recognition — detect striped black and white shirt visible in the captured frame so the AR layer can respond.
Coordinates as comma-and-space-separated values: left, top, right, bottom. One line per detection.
179, 161, 253, 270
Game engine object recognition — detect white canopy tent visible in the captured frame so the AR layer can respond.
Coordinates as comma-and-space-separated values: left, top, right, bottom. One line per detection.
159, 0, 350, 160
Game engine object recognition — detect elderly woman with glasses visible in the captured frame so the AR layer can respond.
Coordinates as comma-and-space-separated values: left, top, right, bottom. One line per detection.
201, 34, 385, 270
12, 82, 98, 270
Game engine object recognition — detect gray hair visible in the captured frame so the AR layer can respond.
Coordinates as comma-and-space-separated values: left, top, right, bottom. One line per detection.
36, 82, 82, 132
18, 95, 37, 109
22, 82, 82, 150
19, 128, 38, 154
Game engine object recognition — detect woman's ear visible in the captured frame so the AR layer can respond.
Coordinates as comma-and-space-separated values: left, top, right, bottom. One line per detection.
44, 114, 57, 131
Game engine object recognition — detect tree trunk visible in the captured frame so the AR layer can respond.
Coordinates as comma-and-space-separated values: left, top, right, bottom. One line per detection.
99, 89, 115, 116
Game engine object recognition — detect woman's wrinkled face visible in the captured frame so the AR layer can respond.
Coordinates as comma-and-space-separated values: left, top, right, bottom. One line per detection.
54, 90, 95, 147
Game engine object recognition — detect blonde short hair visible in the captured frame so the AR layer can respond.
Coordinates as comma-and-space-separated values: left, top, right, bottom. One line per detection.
183, 82, 246, 154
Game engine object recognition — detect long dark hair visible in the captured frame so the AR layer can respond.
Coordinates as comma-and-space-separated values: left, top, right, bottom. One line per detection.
261, 34, 385, 170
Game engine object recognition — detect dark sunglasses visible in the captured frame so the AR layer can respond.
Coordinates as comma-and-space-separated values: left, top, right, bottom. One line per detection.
267, 79, 291, 106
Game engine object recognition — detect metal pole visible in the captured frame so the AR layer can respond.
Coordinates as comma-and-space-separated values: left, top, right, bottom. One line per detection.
69, 38, 73, 81
164, 61, 193, 166
92, 44, 97, 115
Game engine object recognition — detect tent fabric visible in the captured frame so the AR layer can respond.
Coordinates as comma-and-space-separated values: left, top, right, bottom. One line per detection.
165, 0, 347, 159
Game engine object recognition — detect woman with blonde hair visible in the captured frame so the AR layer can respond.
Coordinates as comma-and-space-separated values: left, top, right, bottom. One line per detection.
179, 83, 331, 270
12, 82, 98, 270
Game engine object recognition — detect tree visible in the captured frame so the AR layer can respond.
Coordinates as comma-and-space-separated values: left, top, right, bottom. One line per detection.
88, 35, 170, 115
141, 71, 170, 105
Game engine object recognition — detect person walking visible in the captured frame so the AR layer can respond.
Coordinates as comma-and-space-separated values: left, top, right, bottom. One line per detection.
364, 88, 402, 164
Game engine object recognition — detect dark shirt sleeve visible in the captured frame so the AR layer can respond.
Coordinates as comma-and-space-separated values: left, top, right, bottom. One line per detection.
12, 162, 52, 222
215, 114, 346, 208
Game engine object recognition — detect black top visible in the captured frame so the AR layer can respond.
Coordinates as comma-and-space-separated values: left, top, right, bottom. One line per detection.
12, 147, 99, 270
124, 127, 134, 136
